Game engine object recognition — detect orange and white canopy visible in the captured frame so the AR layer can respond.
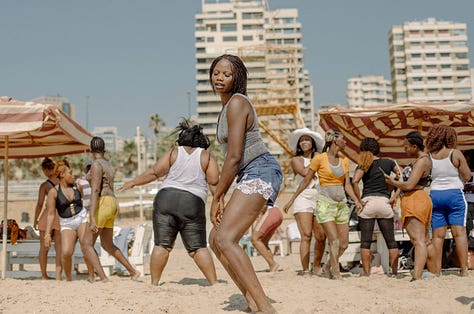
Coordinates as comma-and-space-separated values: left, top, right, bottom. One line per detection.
319, 102, 474, 166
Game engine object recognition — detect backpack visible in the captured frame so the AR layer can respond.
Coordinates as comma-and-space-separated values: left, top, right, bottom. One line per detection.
0, 219, 27, 244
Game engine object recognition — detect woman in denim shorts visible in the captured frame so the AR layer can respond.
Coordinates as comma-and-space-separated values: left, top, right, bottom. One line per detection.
209, 54, 282, 314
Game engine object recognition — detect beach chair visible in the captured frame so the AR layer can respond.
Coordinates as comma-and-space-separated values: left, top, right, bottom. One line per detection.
285, 221, 301, 254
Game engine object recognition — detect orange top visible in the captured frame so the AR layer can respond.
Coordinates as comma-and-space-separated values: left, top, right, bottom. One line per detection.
309, 152, 349, 186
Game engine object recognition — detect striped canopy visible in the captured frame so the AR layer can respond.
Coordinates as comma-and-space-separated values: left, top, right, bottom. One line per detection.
0, 96, 92, 279
319, 102, 474, 166
0, 97, 92, 158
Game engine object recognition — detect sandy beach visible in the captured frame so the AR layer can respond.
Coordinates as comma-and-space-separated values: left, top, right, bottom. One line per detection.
1, 234, 473, 314
2, 193, 473, 313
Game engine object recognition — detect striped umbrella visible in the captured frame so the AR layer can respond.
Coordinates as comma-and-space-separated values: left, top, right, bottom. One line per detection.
0, 96, 92, 279
319, 102, 474, 167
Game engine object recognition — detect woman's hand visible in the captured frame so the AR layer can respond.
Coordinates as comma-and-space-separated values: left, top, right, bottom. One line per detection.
210, 196, 225, 228
355, 201, 364, 214
283, 199, 294, 214
43, 233, 51, 249
89, 218, 98, 233
117, 181, 134, 192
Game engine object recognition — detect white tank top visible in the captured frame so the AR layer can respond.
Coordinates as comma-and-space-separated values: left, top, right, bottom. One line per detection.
430, 150, 464, 190
159, 146, 208, 203
294, 157, 319, 189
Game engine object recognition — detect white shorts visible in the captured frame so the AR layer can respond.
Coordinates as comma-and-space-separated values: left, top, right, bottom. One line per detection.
59, 207, 88, 231
359, 196, 393, 219
292, 188, 318, 215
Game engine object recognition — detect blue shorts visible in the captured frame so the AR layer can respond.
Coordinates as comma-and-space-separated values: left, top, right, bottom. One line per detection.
430, 188, 467, 229
236, 153, 282, 207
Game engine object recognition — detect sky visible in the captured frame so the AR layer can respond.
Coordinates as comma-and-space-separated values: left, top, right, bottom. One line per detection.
1, 0, 473, 138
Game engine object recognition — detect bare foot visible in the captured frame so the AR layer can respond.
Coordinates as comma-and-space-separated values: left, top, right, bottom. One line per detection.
460, 267, 469, 277
312, 266, 323, 276
323, 263, 333, 279
41, 275, 54, 280
269, 263, 279, 272
131, 270, 141, 281
99, 277, 110, 283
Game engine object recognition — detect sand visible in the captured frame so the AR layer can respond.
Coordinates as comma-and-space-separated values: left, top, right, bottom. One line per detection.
1, 239, 473, 314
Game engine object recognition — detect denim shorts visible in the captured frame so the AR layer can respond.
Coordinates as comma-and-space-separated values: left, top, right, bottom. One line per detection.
236, 153, 282, 206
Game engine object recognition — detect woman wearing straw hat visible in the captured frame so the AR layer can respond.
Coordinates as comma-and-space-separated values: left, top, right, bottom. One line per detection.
284, 129, 363, 279
285, 128, 326, 276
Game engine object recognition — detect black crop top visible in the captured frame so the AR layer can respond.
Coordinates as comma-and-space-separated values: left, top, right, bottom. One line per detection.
55, 184, 83, 218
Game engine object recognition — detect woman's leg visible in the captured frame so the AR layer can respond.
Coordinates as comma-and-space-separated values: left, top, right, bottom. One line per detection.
251, 230, 278, 272
320, 221, 339, 279
188, 247, 217, 284
99, 227, 140, 279
312, 218, 326, 274
76, 223, 95, 280
81, 224, 107, 282
358, 217, 376, 276
209, 228, 256, 311
451, 225, 469, 276
431, 226, 447, 276
214, 190, 275, 313
377, 218, 399, 276
60, 229, 78, 281
294, 212, 314, 274
334, 222, 349, 278
150, 245, 171, 285
52, 230, 62, 280
38, 231, 52, 280
405, 217, 429, 280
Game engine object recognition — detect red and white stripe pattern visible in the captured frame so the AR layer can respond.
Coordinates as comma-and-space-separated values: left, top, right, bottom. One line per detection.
319, 102, 474, 166
0, 97, 92, 159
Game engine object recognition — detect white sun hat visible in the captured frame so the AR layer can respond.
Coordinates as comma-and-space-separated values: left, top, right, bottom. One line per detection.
287, 128, 324, 153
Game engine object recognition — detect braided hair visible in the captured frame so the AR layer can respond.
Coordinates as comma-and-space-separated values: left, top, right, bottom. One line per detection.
90, 136, 105, 153
209, 54, 248, 96
175, 119, 210, 149
322, 129, 342, 152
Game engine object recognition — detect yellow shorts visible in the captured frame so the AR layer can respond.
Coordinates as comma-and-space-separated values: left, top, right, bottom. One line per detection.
315, 196, 350, 224
93, 196, 119, 229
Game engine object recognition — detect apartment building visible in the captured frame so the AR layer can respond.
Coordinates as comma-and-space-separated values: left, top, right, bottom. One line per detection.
347, 76, 392, 109
32, 95, 75, 119
195, 0, 313, 144
388, 18, 471, 104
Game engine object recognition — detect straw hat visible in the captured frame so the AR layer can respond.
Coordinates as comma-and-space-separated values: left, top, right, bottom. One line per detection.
287, 128, 324, 153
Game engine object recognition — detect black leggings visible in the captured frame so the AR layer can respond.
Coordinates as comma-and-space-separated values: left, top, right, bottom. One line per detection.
359, 217, 398, 250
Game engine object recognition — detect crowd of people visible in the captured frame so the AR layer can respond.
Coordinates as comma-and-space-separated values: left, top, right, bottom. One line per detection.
30, 54, 473, 313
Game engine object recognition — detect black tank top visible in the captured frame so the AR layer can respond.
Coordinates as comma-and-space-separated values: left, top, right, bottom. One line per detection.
55, 184, 83, 218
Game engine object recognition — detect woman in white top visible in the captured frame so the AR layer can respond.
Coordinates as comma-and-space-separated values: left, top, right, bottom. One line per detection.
426, 125, 471, 276
285, 128, 326, 275
119, 120, 219, 285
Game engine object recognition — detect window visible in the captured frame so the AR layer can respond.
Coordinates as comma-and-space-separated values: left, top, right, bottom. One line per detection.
411, 53, 421, 59
456, 88, 471, 94
196, 37, 205, 43
456, 64, 468, 71
425, 53, 435, 59
207, 37, 214, 43
221, 23, 237, 32
395, 56, 405, 63
454, 41, 466, 47
223, 36, 237, 42
394, 33, 403, 40
242, 12, 263, 19
455, 53, 467, 59
243, 35, 253, 41
440, 53, 450, 58
453, 29, 466, 36
243, 24, 261, 30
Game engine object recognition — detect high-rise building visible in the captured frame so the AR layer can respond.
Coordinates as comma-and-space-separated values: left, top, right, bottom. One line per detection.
32, 95, 75, 119
346, 76, 392, 109
471, 68, 474, 101
195, 0, 313, 144
92, 126, 120, 153
388, 18, 471, 104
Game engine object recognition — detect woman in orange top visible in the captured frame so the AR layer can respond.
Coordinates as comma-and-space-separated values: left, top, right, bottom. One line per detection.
284, 129, 362, 279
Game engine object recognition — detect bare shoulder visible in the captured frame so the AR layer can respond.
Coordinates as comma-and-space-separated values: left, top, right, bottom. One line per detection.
227, 94, 251, 112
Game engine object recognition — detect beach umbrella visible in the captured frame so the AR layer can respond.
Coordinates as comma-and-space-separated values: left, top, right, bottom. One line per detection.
0, 96, 92, 279
319, 102, 474, 166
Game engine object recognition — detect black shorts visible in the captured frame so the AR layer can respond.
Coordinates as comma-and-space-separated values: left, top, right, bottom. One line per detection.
153, 187, 206, 253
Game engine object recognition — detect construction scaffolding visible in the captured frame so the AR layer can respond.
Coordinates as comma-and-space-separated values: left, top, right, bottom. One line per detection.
236, 44, 307, 156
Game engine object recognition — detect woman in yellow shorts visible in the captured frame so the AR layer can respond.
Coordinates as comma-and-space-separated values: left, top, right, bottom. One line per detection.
82, 136, 140, 282
285, 129, 362, 279
384, 131, 436, 281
